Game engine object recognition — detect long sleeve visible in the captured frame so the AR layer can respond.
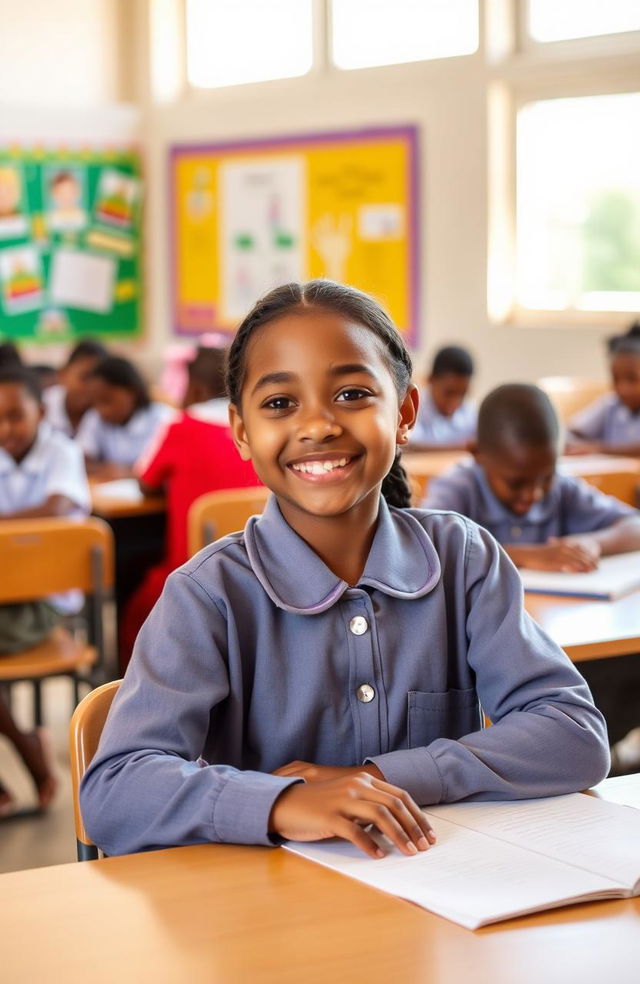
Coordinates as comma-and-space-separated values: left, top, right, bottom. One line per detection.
80, 570, 300, 856
368, 521, 610, 805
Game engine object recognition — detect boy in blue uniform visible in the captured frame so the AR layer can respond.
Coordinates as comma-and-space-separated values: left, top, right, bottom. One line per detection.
424, 383, 640, 571
407, 345, 476, 451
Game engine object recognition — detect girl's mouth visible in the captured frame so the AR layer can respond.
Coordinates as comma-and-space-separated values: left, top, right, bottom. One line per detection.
288, 455, 357, 482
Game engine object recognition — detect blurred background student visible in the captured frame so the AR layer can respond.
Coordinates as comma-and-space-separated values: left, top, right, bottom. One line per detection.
406, 345, 476, 452
77, 355, 175, 479
43, 338, 108, 438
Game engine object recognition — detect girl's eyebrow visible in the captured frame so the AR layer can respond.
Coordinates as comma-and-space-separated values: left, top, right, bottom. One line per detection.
251, 371, 296, 396
328, 363, 379, 380
251, 364, 378, 396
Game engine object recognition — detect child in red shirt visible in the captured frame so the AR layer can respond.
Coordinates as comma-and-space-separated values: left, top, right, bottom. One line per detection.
120, 348, 261, 669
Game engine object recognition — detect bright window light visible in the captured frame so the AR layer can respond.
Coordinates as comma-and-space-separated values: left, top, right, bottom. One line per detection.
516, 93, 640, 312
528, 0, 640, 43
331, 0, 478, 70
186, 0, 313, 88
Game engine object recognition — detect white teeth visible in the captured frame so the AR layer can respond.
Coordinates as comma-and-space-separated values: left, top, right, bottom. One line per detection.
292, 457, 349, 474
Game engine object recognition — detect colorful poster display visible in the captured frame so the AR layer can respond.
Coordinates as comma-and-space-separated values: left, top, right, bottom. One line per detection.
170, 126, 419, 342
0, 147, 142, 342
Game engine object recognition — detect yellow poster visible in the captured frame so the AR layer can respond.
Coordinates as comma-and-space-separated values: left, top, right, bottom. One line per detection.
170, 127, 419, 341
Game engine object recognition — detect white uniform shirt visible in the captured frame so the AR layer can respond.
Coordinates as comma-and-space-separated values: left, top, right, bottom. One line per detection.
77, 402, 176, 467
187, 397, 230, 426
42, 384, 73, 437
0, 421, 91, 612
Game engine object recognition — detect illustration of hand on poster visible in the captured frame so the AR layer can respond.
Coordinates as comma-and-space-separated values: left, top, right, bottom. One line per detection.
311, 212, 353, 282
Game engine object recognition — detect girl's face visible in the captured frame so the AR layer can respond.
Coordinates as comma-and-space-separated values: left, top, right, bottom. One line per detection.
0, 383, 43, 462
611, 352, 640, 413
230, 309, 417, 534
89, 378, 138, 426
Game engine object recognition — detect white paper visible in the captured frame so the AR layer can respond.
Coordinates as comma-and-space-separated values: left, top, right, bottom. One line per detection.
92, 478, 143, 502
520, 550, 640, 599
49, 248, 115, 313
285, 793, 640, 930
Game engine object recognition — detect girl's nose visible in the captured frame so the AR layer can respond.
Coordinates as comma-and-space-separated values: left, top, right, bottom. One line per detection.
298, 406, 343, 442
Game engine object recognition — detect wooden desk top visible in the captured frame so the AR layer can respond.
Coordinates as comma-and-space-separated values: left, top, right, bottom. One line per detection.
2, 779, 639, 984
90, 479, 165, 519
526, 589, 640, 661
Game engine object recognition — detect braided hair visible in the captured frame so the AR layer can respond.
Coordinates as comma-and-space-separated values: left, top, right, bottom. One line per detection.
225, 280, 414, 509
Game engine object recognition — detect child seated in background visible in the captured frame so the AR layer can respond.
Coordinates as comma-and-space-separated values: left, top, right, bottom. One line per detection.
0, 365, 91, 813
118, 347, 261, 669
406, 345, 476, 451
424, 383, 640, 571
77, 355, 175, 479
567, 322, 640, 457
43, 338, 108, 438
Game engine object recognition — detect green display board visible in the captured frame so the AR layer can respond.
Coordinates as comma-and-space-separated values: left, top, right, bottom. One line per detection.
0, 146, 142, 342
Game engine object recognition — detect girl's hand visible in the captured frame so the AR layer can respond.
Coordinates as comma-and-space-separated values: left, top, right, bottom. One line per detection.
564, 440, 603, 455
272, 760, 384, 782
269, 772, 436, 859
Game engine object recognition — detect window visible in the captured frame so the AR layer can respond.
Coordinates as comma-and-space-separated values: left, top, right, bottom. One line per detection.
330, 0, 478, 70
186, 0, 313, 89
516, 92, 640, 312
527, 0, 640, 43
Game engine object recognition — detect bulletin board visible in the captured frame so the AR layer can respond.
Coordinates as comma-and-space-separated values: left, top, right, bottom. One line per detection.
0, 146, 142, 342
170, 126, 420, 343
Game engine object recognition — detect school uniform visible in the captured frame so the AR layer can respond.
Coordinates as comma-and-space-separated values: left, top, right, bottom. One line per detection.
0, 420, 90, 613
423, 460, 635, 543
187, 397, 230, 426
569, 393, 640, 446
81, 496, 608, 857
409, 391, 477, 446
42, 384, 73, 437
77, 402, 176, 467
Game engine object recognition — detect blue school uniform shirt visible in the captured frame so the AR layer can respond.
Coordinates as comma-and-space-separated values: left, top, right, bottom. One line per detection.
80, 495, 608, 857
409, 391, 477, 446
77, 402, 176, 467
0, 420, 91, 612
569, 393, 640, 447
424, 460, 635, 544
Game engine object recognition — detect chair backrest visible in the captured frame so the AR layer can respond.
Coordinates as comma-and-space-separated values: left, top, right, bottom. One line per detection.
0, 517, 114, 603
69, 679, 121, 860
536, 376, 609, 424
187, 486, 270, 556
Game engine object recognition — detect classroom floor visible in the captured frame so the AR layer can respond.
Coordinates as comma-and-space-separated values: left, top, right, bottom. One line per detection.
0, 676, 78, 873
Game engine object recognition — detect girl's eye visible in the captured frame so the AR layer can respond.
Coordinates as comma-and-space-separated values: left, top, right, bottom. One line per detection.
262, 396, 294, 412
336, 388, 372, 402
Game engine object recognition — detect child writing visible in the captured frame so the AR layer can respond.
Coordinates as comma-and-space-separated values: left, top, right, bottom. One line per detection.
81, 281, 608, 859
406, 345, 476, 451
117, 347, 262, 670
77, 355, 175, 478
424, 383, 640, 571
567, 322, 640, 457
43, 338, 108, 438
0, 365, 91, 812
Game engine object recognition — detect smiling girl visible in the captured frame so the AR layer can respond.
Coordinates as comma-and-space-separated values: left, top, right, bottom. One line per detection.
81, 281, 609, 859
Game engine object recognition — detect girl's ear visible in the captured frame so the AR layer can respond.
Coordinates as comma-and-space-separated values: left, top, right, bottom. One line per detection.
396, 383, 419, 446
228, 403, 253, 461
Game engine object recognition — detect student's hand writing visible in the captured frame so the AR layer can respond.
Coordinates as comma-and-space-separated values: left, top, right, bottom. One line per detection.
272, 760, 384, 782
269, 772, 436, 859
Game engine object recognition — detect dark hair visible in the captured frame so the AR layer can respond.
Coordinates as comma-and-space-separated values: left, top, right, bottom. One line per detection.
431, 345, 474, 378
188, 346, 227, 398
0, 340, 22, 370
0, 364, 43, 403
478, 384, 559, 453
89, 355, 150, 410
226, 280, 414, 508
607, 320, 640, 358
66, 338, 109, 367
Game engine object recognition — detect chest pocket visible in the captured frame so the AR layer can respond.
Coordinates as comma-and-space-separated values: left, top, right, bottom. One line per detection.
407, 688, 481, 747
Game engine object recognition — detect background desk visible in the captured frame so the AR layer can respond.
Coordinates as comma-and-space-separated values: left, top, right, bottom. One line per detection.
525, 589, 640, 662
404, 452, 640, 505
1, 777, 638, 984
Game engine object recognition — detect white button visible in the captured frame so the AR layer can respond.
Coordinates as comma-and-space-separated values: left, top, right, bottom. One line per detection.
356, 684, 375, 703
349, 616, 369, 635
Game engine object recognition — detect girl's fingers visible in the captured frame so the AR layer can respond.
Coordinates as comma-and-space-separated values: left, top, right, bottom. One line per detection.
369, 779, 436, 846
334, 817, 386, 860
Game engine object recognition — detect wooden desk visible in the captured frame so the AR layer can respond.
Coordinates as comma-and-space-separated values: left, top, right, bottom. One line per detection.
90, 480, 165, 520
526, 589, 640, 661
2, 778, 638, 984
404, 451, 640, 505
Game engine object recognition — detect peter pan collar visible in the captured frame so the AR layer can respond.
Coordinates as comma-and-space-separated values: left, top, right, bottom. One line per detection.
244, 495, 441, 615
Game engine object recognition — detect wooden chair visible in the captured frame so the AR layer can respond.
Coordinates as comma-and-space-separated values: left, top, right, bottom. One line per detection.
536, 376, 609, 424
69, 678, 121, 861
187, 486, 270, 556
0, 517, 114, 726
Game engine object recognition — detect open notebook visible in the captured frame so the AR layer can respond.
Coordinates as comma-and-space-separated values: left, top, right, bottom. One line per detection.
520, 550, 640, 600
285, 793, 640, 930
